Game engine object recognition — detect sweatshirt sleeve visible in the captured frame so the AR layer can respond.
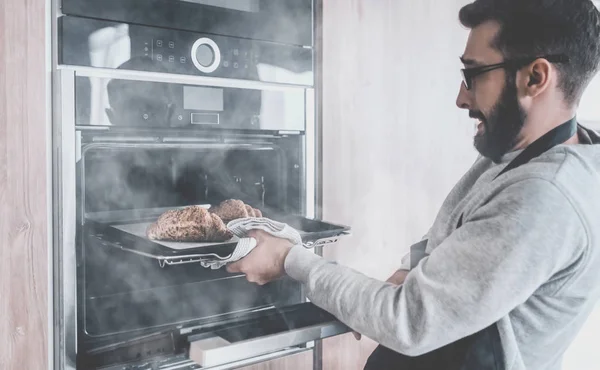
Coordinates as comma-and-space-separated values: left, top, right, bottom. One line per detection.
284, 178, 586, 356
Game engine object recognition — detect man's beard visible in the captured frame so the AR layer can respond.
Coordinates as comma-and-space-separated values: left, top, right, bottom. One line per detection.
471, 76, 527, 163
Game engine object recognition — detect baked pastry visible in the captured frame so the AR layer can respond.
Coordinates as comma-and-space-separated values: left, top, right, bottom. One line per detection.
147, 205, 233, 242
210, 199, 262, 223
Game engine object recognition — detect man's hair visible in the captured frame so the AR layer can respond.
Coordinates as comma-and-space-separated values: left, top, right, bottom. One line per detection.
459, 0, 600, 106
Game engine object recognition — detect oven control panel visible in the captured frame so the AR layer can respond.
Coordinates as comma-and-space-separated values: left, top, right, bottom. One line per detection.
60, 16, 314, 86
142, 34, 259, 77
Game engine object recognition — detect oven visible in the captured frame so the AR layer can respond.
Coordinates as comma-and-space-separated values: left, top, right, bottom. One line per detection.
53, 7, 350, 370
60, 0, 313, 49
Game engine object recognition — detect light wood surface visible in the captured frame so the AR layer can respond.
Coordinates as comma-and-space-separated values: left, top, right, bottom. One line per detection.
0, 0, 49, 369
320, 0, 475, 369
235, 351, 313, 370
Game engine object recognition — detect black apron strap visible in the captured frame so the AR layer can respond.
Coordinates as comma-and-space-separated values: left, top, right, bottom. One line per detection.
457, 117, 577, 229
493, 117, 577, 180
364, 117, 578, 370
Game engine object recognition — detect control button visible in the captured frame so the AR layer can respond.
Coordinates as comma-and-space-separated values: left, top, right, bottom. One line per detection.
180, 56, 187, 63
196, 44, 214, 67
143, 114, 149, 120
169, 41, 175, 48
190, 37, 221, 73
168, 55, 175, 63
223, 61, 230, 68
156, 40, 163, 47
233, 62, 239, 69
233, 48, 239, 56
178, 115, 183, 121
156, 54, 163, 61
144, 47, 149, 52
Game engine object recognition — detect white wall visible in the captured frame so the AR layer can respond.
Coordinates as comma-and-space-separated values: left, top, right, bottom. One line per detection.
320, 1, 600, 369
579, 71, 600, 129
563, 303, 600, 370
321, 1, 475, 368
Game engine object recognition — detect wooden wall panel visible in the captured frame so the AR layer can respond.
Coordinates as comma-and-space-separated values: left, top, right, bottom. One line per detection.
320, 0, 475, 369
0, 0, 49, 369
236, 351, 312, 370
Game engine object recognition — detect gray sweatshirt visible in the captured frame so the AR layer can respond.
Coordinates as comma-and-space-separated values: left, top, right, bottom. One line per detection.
284, 126, 600, 370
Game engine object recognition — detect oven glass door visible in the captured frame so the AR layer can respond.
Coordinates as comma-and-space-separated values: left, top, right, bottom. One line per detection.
61, 0, 313, 46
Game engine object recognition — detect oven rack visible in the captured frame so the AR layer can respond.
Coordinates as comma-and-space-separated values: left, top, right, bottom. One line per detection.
92, 231, 350, 268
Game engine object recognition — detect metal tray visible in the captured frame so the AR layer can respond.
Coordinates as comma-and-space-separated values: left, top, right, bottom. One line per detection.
86, 211, 350, 267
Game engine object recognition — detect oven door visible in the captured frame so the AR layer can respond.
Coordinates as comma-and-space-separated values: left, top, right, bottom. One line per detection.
61, 0, 313, 46
81, 303, 349, 369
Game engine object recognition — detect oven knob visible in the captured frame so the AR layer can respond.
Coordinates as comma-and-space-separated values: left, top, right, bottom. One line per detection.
191, 37, 221, 73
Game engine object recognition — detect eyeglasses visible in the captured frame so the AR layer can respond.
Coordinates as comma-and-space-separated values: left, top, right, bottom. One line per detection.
460, 54, 569, 90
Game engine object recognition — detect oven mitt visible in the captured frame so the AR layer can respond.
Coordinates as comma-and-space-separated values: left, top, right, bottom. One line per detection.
199, 217, 303, 270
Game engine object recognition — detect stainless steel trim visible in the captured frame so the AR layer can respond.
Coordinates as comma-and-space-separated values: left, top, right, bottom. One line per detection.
91, 136, 160, 142
46, 0, 55, 368
59, 65, 312, 91
313, 2, 325, 369
80, 142, 263, 155
314, 0, 324, 229
161, 137, 223, 143
53, 69, 78, 370
74, 125, 110, 131
278, 130, 302, 135
189, 321, 349, 368
305, 88, 316, 220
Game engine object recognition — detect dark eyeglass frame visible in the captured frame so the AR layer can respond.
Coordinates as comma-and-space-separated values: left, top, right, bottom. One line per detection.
460, 54, 570, 90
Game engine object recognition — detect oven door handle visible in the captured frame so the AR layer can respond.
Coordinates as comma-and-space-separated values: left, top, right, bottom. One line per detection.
188, 319, 349, 367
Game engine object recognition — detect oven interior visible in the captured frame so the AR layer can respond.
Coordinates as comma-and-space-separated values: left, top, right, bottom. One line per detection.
78, 138, 307, 339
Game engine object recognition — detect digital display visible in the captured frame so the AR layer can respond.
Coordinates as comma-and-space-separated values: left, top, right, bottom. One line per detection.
183, 86, 224, 111
179, 0, 259, 13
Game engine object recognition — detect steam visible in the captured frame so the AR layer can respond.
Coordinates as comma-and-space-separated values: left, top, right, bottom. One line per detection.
67, 2, 317, 365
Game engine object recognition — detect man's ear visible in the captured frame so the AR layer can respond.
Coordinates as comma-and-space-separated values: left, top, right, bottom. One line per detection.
521, 59, 552, 97
528, 71, 541, 87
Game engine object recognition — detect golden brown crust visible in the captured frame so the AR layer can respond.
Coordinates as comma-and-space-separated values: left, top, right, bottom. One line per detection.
209, 199, 263, 223
146, 206, 233, 242
209, 199, 248, 223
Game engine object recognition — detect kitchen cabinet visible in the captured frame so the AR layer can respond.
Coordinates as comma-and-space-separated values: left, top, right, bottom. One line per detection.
0, 0, 50, 369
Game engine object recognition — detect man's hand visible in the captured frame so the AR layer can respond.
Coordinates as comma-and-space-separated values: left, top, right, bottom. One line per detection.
226, 230, 293, 285
352, 269, 409, 340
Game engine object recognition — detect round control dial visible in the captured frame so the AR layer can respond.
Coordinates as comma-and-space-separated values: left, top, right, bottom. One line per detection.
191, 37, 221, 73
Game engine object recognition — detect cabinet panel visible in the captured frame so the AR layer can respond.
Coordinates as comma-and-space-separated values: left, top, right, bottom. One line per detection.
0, 0, 49, 369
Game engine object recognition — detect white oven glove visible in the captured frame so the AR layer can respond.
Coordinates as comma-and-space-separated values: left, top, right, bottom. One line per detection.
199, 217, 303, 270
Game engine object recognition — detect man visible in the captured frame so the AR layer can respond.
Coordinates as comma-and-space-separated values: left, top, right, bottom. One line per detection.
227, 0, 600, 369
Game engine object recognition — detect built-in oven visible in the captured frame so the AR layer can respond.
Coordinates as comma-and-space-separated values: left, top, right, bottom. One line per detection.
61, 0, 313, 47
53, 4, 349, 370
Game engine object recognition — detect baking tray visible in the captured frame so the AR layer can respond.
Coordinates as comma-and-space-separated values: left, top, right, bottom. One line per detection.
86, 211, 350, 267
